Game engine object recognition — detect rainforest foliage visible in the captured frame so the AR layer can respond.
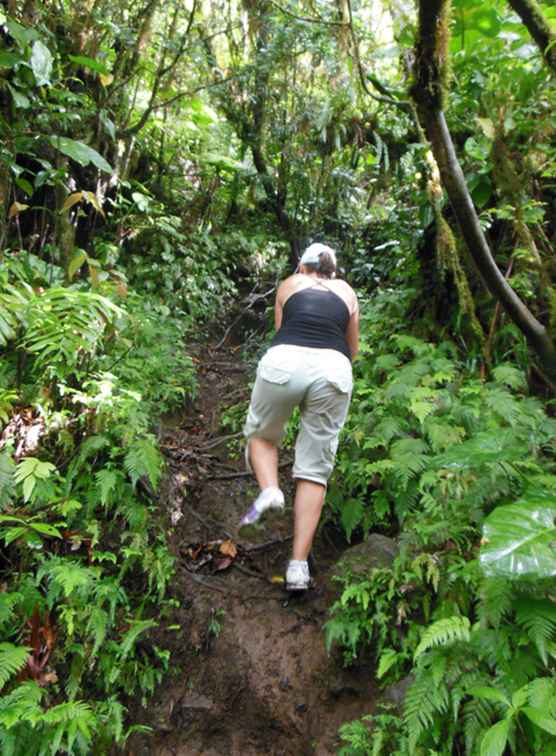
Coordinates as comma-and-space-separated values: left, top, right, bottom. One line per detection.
0, 0, 555, 753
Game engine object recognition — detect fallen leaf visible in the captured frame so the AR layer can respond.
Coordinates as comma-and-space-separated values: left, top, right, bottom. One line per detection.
213, 557, 233, 572
271, 575, 285, 584
219, 540, 237, 558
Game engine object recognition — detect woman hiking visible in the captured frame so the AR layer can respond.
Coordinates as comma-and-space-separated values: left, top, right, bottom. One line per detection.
239, 243, 359, 591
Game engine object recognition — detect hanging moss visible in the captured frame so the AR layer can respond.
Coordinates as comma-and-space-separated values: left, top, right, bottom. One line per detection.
435, 213, 485, 343
492, 137, 548, 290
437, 0, 452, 99
491, 137, 523, 198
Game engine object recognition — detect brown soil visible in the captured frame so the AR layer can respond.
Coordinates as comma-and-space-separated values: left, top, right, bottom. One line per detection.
125, 338, 378, 756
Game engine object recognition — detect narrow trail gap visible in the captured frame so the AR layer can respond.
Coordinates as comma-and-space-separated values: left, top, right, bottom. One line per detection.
126, 321, 381, 756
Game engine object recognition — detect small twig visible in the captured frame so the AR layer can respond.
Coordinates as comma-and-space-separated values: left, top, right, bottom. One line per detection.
207, 460, 291, 481
188, 573, 283, 601
206, 470, 252, 480
233, 562, 269, 581
188, 573, 231, 595
242, 535, 293, 554
182, 500, 234, 540
195, 432, 242, 450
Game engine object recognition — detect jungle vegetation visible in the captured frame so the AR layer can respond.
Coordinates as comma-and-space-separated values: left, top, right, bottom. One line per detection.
0, 0, 555, 753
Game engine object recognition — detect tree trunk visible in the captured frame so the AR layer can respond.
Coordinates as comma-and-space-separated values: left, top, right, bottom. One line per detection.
507, 0, 556, 73
412, 0, 556, 380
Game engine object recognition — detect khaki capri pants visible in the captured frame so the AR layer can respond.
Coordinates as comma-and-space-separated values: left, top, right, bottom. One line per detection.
243, 344, 353, 486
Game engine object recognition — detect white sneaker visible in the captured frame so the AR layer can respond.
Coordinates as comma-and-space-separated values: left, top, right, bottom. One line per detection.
238, 487, 285, 534
285, 560, 312, 591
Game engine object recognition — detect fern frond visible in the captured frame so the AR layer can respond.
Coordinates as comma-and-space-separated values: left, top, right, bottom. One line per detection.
477, 578, 514, 628
118, 618, 157, 661
43, 699, 95, 754
491, 364, 527, 391
390, 438, 429, 488
404, 669, 450, 750
0, 644, 30, 690
37, 558, 97, 600
95, 468, 119, 506
462, 696, 495, 754
414, 617, 471, 660
485, 387, 520, 426
470, 627, 512, 668
124, 436, 163, 489
87, 606, 109, 659
66, 435, 109, 486
0, 593, 21, 632
373, 415, 408, 443
515, 598, 556, 666
42, 699, 93, 724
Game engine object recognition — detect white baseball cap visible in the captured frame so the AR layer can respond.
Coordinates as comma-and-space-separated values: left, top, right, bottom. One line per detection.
299, 243, 337, 268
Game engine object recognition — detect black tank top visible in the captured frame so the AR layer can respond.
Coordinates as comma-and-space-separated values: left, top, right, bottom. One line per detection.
271, 286, 351, 361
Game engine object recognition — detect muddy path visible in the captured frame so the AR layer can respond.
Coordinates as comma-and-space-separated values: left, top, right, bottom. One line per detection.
125, 334, 381, 756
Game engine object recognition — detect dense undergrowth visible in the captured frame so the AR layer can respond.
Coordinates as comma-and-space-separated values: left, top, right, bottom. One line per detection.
327, 290, 556, 755
2, 0, 556, 753
0, 250, 201, 752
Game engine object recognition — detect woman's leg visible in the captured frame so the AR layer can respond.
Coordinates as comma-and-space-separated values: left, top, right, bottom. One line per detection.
248, 437, 279, 490
292, 479, 326, 560
288, 364, 351, 584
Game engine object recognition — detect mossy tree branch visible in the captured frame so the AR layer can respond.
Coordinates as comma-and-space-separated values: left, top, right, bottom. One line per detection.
507, 0, 556, 73
411, 0, 556, 380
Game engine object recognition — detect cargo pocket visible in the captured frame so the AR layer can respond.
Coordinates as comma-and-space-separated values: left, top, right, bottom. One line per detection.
327, 368, 352, 394
259, 364, 292, 384
258, 352, 296, 385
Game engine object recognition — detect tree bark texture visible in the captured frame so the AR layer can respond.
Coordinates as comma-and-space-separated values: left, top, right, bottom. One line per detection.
507, 0, 556, 73
412, 0, 556, 379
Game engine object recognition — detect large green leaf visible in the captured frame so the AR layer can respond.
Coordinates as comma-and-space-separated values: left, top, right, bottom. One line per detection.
480, 719, 510, 756
68, 54, 110, 76
480, 501, 556, 578
30, 40, 53, 86
50, 137, 112, 173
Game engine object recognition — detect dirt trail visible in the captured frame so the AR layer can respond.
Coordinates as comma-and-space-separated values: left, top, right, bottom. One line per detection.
126, 336, 379, 756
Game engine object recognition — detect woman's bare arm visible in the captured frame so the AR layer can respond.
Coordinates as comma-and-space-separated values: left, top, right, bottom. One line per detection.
274, 278, 295, 330
275, 296, 283, 330
345, 299, 360, 359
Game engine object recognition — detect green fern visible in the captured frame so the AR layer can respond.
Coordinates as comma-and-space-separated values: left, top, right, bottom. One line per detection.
404, 668, 450, 750
0, 644, 30, 690
462, 695, 495, 753
478, 578, 514, 628
124, 436, 163, 489
66, 435, 109, 487
515, 598, 556, 666
23, 287, 123, 377
118, 619, 157, 661
390, 438, 429, 488
38, 559, 97, 601
42, 700, 95, 754
87, 607, 109, 659
0, 281, 33, 347
0, 679, 44, 722
95, 468, 119, 506
414, 617, 471, 660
